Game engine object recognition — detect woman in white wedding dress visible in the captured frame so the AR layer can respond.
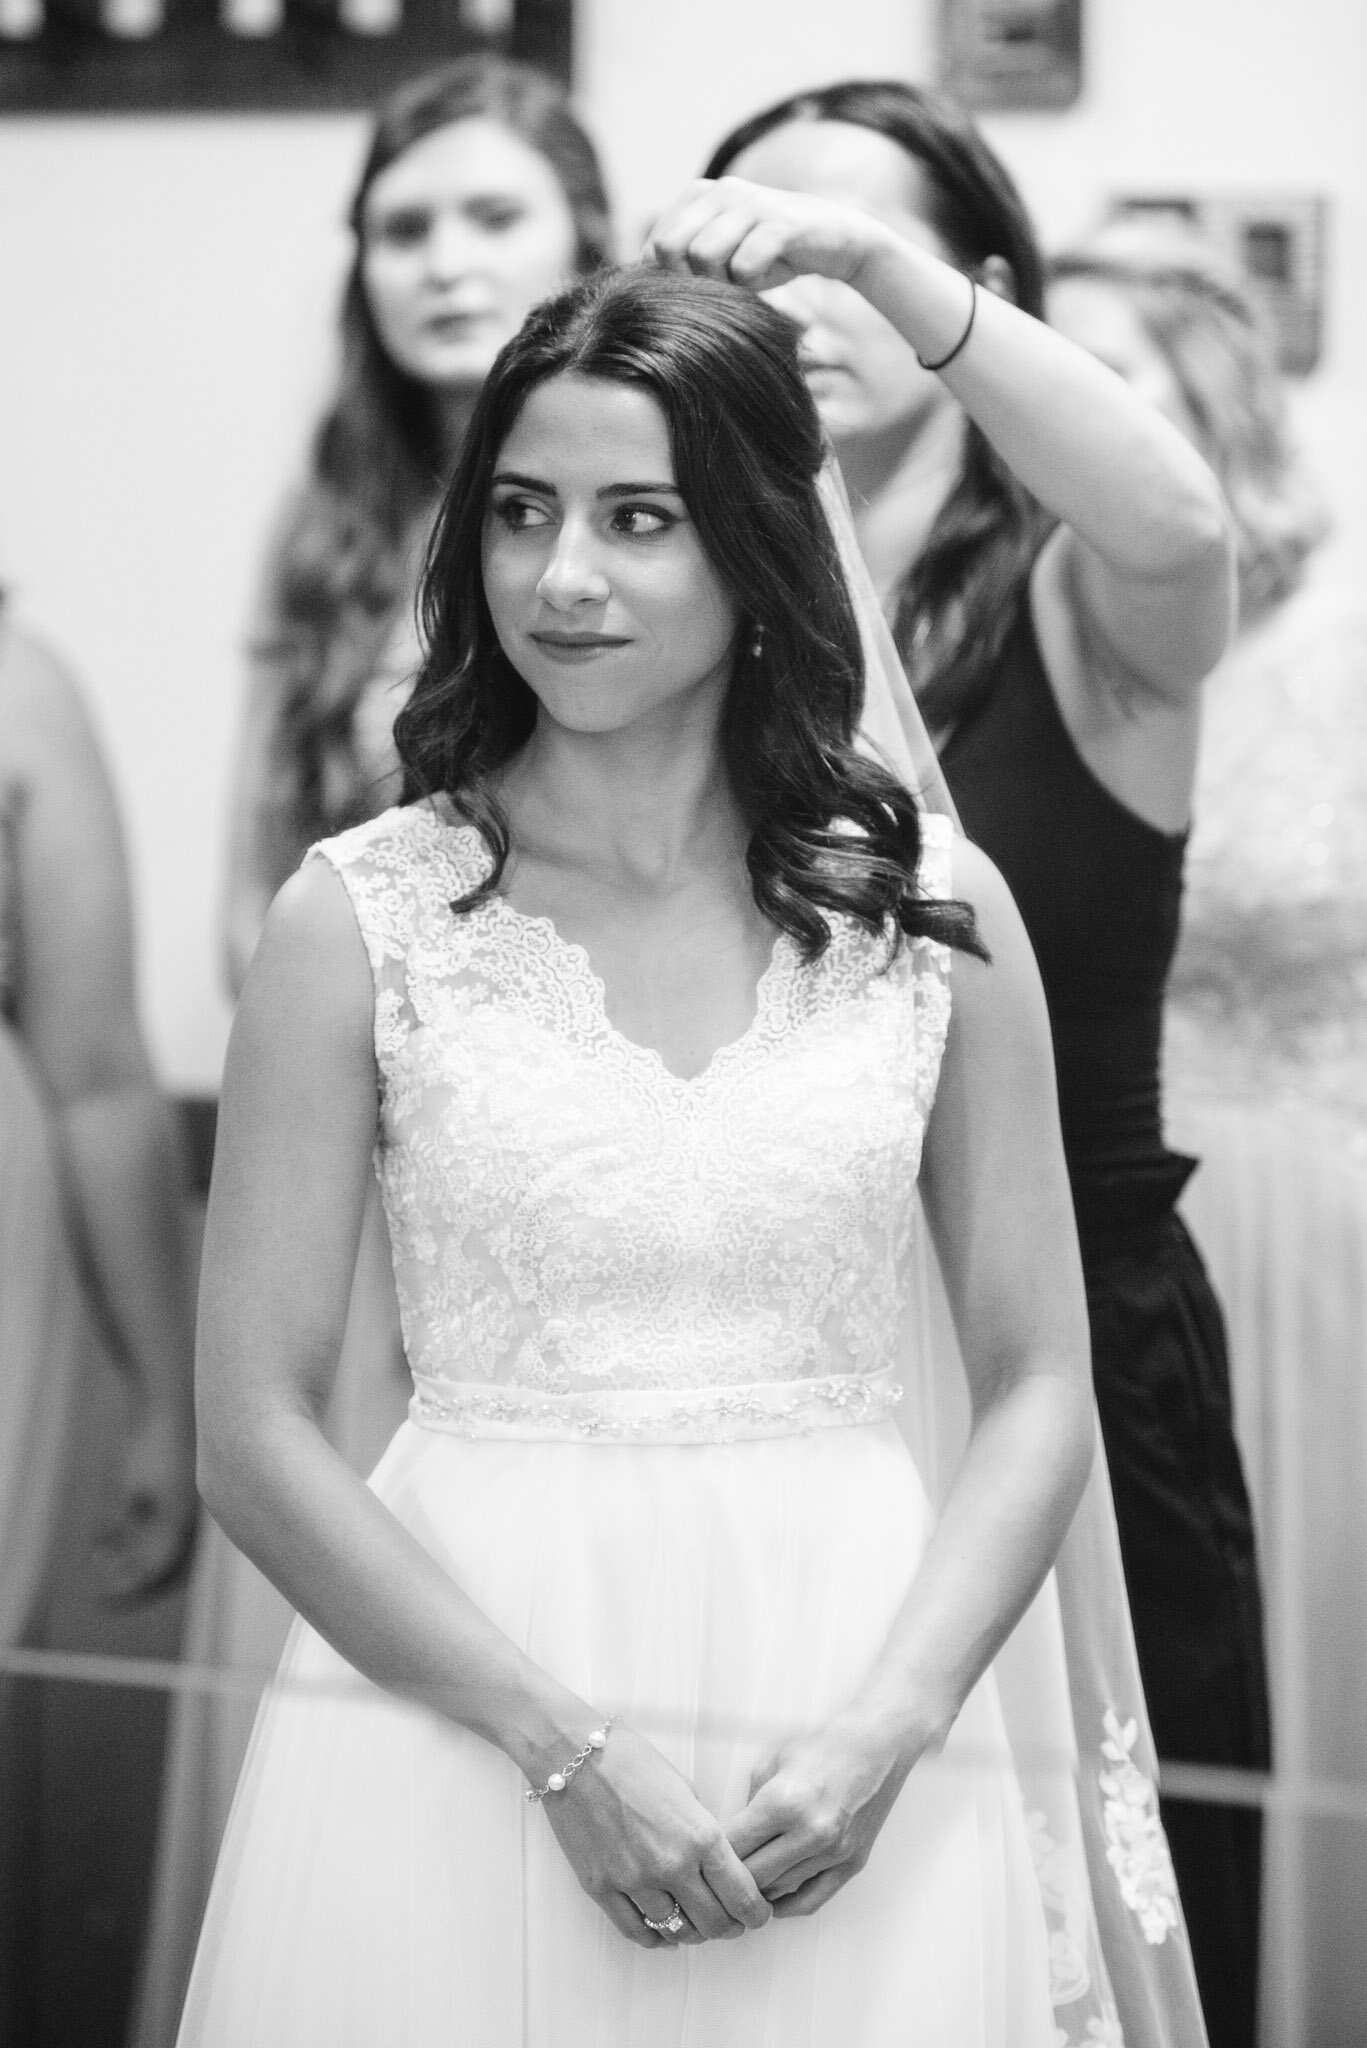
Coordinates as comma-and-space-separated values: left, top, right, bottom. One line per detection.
178, 229, 1206, 2044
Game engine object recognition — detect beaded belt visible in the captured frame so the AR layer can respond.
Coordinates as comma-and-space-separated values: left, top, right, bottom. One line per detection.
408, 1368, 903, 1445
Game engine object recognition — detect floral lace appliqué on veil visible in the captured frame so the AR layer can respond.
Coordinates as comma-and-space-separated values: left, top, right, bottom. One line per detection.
1099, 1710, 1180, 1946
1026, 1806, 1092, 2008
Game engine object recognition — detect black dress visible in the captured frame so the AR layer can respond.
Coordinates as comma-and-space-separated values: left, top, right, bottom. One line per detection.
939, 591, 1271, 2048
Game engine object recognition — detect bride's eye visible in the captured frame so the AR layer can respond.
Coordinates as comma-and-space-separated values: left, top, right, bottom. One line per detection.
612, 504, 675, 538
491, 496, 551, 532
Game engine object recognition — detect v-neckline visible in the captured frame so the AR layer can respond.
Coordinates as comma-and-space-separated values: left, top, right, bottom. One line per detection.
433, 814, 795, 1089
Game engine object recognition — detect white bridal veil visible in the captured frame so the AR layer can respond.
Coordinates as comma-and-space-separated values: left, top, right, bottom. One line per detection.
821, 459, 1212, 2048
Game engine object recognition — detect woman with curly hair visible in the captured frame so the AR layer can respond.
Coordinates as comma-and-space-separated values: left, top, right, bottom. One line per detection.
224, 54, 613, 989
1052, 220, 1367, 2047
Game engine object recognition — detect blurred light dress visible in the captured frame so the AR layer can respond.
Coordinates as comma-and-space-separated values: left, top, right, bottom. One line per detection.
0, 784, 85, 1651
1164, 579, 1367, 2047
176, 800, 1187, 2048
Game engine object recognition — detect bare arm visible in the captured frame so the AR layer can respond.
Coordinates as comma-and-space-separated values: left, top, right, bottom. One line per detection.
727, 838, 1094, 1913
861, 243, 1235, 705
199, 860, 769, 1948
1, 625, 198, 1597
648, 181, 1236, 822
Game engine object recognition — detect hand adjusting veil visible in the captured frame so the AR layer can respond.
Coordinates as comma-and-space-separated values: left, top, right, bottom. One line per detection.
820, 458, 1211, 2048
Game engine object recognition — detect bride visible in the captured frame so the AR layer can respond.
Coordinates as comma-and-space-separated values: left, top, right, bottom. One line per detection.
179, 229, 1205, 2042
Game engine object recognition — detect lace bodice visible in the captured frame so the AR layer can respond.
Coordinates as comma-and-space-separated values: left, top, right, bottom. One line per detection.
1165, 579, 1367, 1160
311, 803, 953, 1434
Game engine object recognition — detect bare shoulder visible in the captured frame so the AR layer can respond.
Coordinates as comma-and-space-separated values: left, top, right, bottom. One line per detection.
235, 858, 373, 1059
946, 835, 1032, 963
0, 618, 104, 777
942, 832, 1052, 1043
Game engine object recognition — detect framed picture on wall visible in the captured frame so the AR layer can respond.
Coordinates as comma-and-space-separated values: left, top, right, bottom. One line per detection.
0, 0, 569, 114
1110, 193, 1328, 376
939, 0, 1082, 112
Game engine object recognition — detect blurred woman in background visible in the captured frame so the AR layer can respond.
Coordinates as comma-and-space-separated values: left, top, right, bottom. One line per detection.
703, 81, 1264, 2048
131, 57, 612, 2047
0, 620, 196, 1617
223, 55, 613, 990
1051, 223, 1366, 2048
0, 611, 197, 2042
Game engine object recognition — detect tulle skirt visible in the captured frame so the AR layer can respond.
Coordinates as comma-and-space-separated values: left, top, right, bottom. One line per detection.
176, 1413, 1063, 2048
130, 1182, 409, 2048
1177, 1104, 1367, 2048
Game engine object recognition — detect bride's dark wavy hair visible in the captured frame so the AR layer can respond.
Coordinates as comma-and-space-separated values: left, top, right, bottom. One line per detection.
395, 267, 984, 963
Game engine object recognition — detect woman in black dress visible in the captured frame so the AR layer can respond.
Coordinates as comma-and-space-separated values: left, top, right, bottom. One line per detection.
694, 81, 1270, 2048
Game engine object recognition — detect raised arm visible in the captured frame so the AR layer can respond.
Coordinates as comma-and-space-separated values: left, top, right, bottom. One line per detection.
199, 860, 770, 1949
726, 838, 1095, 1914
1, 624, 198, 1598
648, 180, 1236, 817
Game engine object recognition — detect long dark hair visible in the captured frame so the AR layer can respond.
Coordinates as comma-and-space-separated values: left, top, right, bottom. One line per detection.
707, 79, 1052, 734
264, 56, 612, 853
396, 267, 983, 964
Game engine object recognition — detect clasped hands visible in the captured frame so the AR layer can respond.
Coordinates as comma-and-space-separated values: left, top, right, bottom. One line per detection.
543, 1707, 921, 1952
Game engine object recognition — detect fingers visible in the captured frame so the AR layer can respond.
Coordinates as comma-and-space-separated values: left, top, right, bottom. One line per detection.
728, 1777, 851, 1895
646, 176, 873, 298
628, 1888, 704, 1946
724, 1778, 786, 1862
739, 1835, 811, 1894
602, 1892, 665, 1950
758, 1851, 827, 1900
698, 1829, 772, 1932
649, 199, 753, 283
645, 185, 726, 269
630, 1836, 760, 1943
621, 1834, 771, 1945
647, 181, 796, 293
770, 1866, 851, 1919
722, 222, 794, 290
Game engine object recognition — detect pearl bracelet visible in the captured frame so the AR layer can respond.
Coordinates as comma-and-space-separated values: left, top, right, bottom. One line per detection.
524, 1717, 616, 1803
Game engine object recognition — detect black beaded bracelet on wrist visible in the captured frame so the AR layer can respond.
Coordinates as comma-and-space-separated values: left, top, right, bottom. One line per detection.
524, 1716, 617, 1803
916, 279, 978, 374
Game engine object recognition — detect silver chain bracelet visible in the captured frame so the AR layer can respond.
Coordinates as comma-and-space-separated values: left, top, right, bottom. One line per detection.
524, 1716, 617, 1803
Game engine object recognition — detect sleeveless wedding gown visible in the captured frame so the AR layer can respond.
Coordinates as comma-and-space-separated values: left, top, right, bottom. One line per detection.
175, 800, 1166, 2047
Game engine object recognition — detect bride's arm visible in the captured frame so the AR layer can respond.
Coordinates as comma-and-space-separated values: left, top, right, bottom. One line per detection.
648, 179, 1235, 712
726, 837, 1095, 1913
198, 859, 769, 1948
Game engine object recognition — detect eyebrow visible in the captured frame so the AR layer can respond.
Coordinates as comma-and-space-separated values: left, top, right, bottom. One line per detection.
369, 189, 527, 216
491, 471, 683, 499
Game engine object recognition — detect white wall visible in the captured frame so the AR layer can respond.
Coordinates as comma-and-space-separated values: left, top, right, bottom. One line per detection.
979, 0, 1367, 573
576, 0, 935, 243
0, 117, 368, 1086
0, 0, 1362, 1089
